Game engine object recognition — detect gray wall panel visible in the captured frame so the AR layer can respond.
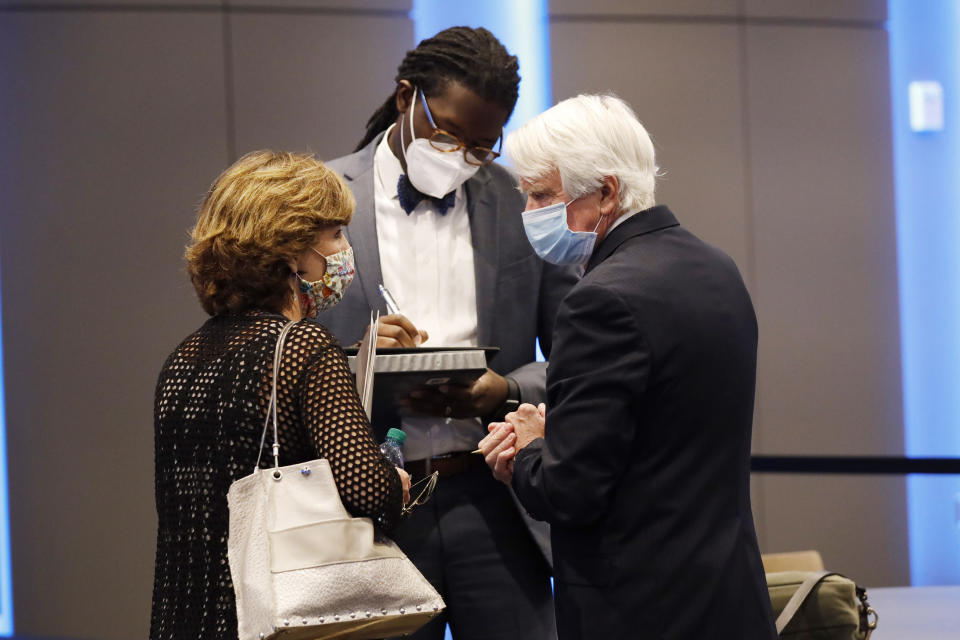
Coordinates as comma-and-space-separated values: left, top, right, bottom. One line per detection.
549, 0, 737, 18
746, 25, 901, 456
550, 10, 905, 587
761, 474, 909, 586
230, 12, 413, 161
229, 0, 410, 9
550, 21, 752, 280
0, 11, 225, 639
743, 0, 886, 22
547, 0, 885, 21
0, 0, 216, 6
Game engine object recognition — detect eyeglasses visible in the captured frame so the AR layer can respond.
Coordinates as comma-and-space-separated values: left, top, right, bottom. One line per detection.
402, 470, 439, 516
418, 90, 502, 166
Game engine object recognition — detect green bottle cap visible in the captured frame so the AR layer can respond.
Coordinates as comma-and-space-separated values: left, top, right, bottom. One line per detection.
386, 428, 406, 443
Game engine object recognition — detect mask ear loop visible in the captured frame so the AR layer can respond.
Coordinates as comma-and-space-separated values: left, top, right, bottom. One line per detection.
564, 194, 604, 233
592, 213, 606, 233
400, 86, 418, 162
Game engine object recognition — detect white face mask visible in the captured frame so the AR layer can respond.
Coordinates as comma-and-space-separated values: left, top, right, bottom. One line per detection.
400, 87, 480, 198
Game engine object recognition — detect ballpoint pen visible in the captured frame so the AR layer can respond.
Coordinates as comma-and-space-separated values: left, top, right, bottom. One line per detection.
378, 283, 401, 315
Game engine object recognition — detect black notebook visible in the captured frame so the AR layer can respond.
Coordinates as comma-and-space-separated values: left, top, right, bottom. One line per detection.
345, 345, 498, 429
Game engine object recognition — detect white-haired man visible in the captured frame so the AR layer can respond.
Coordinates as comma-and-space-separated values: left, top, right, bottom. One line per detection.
478, 94, 777, 639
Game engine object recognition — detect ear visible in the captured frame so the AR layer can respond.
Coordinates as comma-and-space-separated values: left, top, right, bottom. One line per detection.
394, 80, 415, 115
286, 257, 299, 277
599, 175, 620, 216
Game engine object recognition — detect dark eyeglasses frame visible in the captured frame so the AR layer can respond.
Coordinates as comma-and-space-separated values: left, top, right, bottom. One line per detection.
418, 89, 502, 167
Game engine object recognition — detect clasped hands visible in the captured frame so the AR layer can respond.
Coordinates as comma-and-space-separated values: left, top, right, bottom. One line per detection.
366, 314, 544, 488
477, 402, 546, 485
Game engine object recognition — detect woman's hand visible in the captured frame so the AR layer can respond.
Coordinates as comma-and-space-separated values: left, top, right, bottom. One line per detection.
396, 467, 411, 505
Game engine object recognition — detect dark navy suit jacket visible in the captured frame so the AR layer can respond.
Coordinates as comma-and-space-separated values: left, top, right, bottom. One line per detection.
513, 206, 777, 639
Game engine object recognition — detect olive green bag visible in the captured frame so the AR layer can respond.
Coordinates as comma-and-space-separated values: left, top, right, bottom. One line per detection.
767, 571, 878, 639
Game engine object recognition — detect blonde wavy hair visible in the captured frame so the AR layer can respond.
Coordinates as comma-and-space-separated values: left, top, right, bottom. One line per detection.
186, 150, 355, 316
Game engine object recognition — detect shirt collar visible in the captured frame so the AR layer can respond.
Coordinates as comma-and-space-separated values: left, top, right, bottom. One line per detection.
607, 209, 641, 233
374, 123, 403, 200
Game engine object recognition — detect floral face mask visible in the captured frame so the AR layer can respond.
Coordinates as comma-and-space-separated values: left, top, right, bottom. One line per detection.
295, 246, 355, 317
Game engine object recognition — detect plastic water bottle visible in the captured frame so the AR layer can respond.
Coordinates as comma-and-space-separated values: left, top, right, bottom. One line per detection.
380, 428, 406, 468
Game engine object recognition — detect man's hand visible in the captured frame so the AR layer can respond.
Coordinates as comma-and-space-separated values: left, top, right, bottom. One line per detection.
504, 402, 546, 450
363, 314, 428, 348
396, 467, 411, 505
477, 421, 517, 485
406, 368, 509, 419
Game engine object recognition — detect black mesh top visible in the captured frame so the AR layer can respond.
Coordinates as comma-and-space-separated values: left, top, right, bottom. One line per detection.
150, 309, 402, 640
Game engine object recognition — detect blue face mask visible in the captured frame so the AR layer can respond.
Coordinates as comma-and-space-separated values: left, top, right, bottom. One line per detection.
522, 198, 603, 265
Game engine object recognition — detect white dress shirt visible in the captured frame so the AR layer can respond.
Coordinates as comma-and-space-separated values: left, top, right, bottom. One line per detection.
607, 209, 641, 233
373, 126, 484, 460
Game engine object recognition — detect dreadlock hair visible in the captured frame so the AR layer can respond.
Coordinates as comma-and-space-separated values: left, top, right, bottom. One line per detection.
355, 26, 520, 151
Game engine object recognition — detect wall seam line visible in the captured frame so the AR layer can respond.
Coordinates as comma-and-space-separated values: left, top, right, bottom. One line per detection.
221, 1, 237, 163
548, 13, 886, 31
735, 0, 768, 550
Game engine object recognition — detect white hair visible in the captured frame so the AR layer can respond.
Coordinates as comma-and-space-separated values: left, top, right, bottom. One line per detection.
506, 94, 658, 212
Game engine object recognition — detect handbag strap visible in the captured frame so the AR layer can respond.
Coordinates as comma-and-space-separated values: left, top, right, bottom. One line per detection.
775, 571, 836, 635
254, 320, 298, 475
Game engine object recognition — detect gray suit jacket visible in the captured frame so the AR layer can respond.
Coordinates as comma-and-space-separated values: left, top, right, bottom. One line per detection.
322, 134, 578, 562
322, 134, 577, 428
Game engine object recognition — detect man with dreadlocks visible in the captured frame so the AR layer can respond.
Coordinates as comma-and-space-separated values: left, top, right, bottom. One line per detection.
320, 26, 574, 640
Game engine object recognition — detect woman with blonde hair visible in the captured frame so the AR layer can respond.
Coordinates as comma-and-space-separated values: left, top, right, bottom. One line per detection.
150, 150, 409, 640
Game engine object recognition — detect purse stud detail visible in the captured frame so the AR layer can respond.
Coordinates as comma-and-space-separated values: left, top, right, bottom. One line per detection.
300, 467, 311, 476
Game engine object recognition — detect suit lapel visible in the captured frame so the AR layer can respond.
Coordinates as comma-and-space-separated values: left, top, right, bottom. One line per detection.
339, 138, 384, 313
465, 169, 497, 346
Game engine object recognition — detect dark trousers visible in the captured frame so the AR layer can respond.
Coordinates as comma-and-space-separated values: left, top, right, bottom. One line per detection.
389, 465, 556, 640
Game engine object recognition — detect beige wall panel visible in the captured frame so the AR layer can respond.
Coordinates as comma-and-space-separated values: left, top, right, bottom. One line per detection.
746, 25, 901, 456
229, 0, 410, 9
549, 0, 737, 17
0, 11, 225, 639
550, 17, 769, 555
550, 21, 752, 283
743, 0, 886, 22
760, 474, 909, 586
231, 12, 413, 161
0, 0, 212, 5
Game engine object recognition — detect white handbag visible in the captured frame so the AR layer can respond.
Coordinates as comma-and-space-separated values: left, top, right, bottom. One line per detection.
227, 321, 444, 640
